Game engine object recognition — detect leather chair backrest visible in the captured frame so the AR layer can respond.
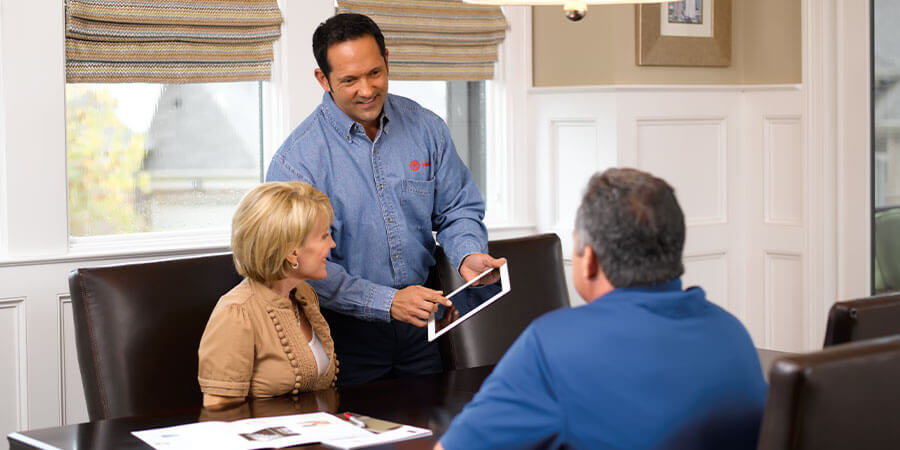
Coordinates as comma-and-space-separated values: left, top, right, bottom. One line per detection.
757, 336, 900, 449
435, 233, 570, 370
823, 293, 900, 347
68, 252, 242, 420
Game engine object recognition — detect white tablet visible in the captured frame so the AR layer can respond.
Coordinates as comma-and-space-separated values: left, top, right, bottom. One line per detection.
427, 263, 511, 342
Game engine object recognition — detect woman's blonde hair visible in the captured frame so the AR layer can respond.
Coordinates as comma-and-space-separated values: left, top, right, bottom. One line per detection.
231, 181, 333, 283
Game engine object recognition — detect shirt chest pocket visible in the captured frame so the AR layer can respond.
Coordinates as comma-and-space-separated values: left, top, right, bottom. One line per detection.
401, 178, 436, 225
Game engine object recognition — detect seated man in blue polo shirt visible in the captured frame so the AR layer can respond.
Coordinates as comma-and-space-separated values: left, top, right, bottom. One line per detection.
438, 168, 767, 450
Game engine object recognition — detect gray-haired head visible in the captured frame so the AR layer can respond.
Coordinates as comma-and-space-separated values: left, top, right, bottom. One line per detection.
574, 168, 685, 287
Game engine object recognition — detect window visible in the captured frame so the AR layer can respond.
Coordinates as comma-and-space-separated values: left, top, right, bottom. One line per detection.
66, 82, 264, 237
873, 0, 900, 293
0, 2, 524, 260
66, 79, 492, 239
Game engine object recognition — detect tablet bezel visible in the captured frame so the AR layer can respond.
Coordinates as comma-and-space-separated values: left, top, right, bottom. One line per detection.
427, 263, 510, 342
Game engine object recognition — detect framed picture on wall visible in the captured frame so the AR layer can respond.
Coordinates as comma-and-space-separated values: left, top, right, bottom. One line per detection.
636, 0, 732, 67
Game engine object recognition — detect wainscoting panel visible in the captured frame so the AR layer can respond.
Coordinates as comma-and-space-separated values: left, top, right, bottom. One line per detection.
531, 90, 618, 259
764, 116, 804, 226
551, 119, 602, 229
59, 296, 88, 425
636, 118, 728, 226
530, 85, 805, 352
683, 252, 729, 310
764, 252, 806, 352
0, 297, 27, 442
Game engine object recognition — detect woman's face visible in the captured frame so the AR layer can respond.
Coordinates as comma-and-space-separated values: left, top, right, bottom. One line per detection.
294, 215, 335, 281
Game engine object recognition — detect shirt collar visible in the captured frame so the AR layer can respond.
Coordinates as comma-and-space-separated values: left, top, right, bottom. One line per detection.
380, 94, 393, 134
591, 278, 709, 317
246, 278, 310, 309
608, 278, 683, 295
320, 92, 391, 139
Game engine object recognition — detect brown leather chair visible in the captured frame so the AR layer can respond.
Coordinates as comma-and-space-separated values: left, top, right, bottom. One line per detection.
435, 233, 570, 370
757, 336, 900, 449
823, 293, 900, 347
68, 252, 242, 420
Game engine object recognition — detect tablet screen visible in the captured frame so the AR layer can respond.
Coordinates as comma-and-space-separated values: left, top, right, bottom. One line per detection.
427, 263, 510, 342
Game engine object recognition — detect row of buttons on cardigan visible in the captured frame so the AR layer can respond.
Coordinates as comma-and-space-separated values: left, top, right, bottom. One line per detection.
266, 305, 338, 394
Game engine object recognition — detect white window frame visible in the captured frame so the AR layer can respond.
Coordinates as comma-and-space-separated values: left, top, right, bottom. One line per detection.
0, 0, 533, 262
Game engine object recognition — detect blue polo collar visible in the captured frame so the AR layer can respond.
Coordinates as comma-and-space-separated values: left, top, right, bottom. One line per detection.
592, 278, 710, 318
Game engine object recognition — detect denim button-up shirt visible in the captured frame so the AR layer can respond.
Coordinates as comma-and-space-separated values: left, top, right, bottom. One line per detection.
267, 93, 488, 322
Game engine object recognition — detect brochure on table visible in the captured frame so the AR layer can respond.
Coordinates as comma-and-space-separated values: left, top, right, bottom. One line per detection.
131, 411, 432, 450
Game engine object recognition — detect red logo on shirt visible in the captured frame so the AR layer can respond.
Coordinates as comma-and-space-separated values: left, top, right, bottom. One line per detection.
410, 160, 430, 171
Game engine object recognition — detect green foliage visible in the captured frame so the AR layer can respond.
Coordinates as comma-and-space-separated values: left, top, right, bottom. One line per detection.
67, 85, 149, 236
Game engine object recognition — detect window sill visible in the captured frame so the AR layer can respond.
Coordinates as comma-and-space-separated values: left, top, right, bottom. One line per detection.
0, 230, 231, 267
0, 223, 539, 268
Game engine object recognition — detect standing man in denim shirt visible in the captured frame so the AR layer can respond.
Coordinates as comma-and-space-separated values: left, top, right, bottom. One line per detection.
266, 13, 505, 386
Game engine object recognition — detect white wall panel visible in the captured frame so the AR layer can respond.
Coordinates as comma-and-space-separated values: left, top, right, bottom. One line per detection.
59, 296, 88, 425
552, 120, 605, 229
532, 85, 806, 353
683, 252, 728, 309
531, 90, 617, 259
764, 253, 806, 352
637, 118, 727, 226
764, 117, 803, 226
0, 297, 27, 444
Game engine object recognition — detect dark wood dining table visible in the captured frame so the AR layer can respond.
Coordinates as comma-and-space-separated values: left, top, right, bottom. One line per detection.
8, 349, 791, 450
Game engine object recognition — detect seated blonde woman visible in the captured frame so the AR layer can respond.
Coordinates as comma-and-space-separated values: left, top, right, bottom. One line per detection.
198, 181, 338, 407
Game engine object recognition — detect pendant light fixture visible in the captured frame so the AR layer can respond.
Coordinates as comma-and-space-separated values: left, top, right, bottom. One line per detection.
463, 0, 675, 22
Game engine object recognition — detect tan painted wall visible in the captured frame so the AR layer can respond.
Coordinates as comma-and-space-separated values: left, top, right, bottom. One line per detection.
532, 0, 801, 86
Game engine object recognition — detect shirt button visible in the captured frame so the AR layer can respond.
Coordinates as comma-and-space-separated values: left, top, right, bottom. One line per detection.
281, 338, 289, 345
379, 184, 384, 190
295, 375, 302, 382
292, 389, 299, 395
294, 382, 301, 389
394, 253, 399, 259
388, 217, 393, 223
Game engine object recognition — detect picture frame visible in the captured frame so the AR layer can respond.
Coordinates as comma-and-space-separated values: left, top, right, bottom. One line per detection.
636, 0, 732, 67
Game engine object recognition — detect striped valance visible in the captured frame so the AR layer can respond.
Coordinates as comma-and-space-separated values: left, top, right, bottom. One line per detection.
65, 0, 283, 83
336, 0, 507, 81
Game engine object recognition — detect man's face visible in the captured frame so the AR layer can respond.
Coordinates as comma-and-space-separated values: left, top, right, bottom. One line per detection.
315, 35, 388, 131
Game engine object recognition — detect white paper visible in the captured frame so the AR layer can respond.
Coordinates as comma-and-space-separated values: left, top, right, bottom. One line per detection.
321, 424, 433, 449
132, 412, 372, 450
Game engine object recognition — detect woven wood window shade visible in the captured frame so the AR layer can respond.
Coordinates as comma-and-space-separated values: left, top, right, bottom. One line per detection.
336, 0, 507, 81
65, 0, 283, 83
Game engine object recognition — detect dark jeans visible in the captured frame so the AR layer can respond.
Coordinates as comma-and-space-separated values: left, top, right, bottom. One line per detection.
322, 308, 443, 386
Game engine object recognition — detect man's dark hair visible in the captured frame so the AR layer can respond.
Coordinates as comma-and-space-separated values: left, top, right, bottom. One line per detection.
312, 13, 387, 81
574, 168, 685, 288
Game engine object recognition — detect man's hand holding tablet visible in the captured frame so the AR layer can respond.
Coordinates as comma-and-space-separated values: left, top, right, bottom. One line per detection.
427, 263, 511, 342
